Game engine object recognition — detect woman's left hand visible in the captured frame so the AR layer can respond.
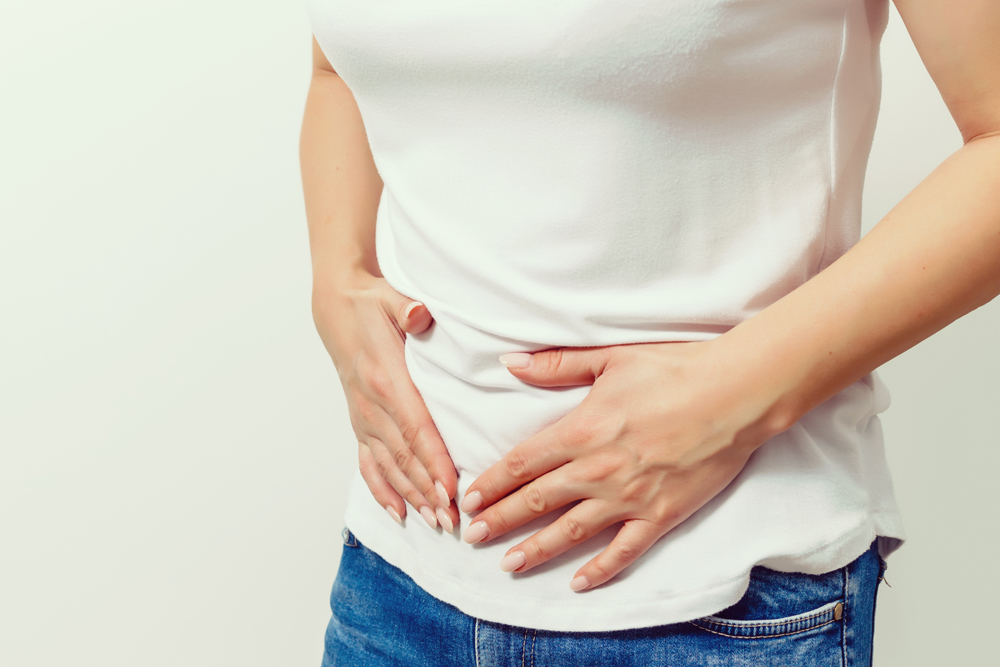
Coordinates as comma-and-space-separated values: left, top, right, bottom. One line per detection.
460, 339, 786, 592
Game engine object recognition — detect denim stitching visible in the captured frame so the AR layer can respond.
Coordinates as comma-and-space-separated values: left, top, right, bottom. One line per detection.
841, 564, 849, 667
341, 527, 358, 547
521, 627, 528, 667
688, 612, 837, 638
474, 619, 480, 667
695, 601, 842, 628
530, 629, 536, 667
687, 617, 838, 640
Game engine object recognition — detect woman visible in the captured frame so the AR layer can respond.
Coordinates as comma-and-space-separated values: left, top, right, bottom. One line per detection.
300, 0, 1000, 664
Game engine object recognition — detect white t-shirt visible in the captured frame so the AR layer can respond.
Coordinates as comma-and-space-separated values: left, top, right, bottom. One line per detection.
307, 0, 905, 632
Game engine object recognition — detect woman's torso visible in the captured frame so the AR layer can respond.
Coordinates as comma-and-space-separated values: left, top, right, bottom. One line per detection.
307, 0, 905, 632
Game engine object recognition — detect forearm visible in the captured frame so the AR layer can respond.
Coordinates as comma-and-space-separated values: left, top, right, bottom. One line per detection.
299, 51, 383, 305
720, 133, 1000, 438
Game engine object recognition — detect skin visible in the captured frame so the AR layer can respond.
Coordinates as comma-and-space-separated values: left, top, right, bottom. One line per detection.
300, 39, 459, 532
301, 0, 1000, 588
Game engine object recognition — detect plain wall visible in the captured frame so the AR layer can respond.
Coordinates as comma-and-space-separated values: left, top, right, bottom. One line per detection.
1, 2, 996, 665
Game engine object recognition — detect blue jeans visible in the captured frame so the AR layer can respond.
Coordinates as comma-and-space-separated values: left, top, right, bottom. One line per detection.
322, 528, 887, 666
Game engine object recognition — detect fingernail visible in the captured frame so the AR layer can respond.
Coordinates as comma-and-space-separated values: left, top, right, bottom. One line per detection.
570, 575, 592, 592
386, 506, 404, 526
420, 506, 438, 529
499, 550, 526, 573
498, 353, 532, 369
403, 301, 423, 320
463, 521, 490, 544
460, 490, 483, 513
436, 507, 454, 534
434, 480, 451, 507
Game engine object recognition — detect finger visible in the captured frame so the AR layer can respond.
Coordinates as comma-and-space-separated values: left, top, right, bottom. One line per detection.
463, 409, 588, 513
435, 502, 460, 536
367, 437, 440, 529
498, 346, 613, 387
357, 442, 405, 525
377, 379, 458, 508
399, 301, 433, 334
379, 284, 434, 335
569, 519, 665, 592
464, 468, 584, 544
358, 382, 450, 510
354, 336, 457, 508
497, 500, 613, 573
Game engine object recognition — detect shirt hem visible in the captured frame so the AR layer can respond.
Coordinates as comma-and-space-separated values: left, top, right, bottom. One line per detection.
342, 493, 904, 633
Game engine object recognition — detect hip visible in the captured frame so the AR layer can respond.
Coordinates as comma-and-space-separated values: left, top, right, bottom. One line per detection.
322, 528, 888, 667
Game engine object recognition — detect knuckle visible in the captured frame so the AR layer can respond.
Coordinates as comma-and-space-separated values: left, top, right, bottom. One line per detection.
545, 349, 566, 374
616, 542, 642, 564
365, 368, 393, 400
581, 454, 620, 484
372, 448, 393, 476
652, 504, 682, 527
398, 420, 424, 449
393, 447, 415, 472
562, 412, 612, 448
354, 397, 378, 424
523, 485, 547, 514
619, 478, 648, 505
562, 418, 596, 446
479, 480, 504, 505
358, 449, 377, 476
525, 540, 550, 563
504, 452, 532, 480
404, 488, 426, 507
489, 509, 512, 534
562, 516, 587, 542
591, 558, 614, 580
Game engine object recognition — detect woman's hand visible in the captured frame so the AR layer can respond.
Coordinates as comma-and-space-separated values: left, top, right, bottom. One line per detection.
459, 340, 784, 590
313, 272, 459, 533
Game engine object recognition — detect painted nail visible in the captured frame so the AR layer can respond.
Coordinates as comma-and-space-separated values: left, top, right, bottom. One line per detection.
420, 506, 438, 529
498, 353, 532, 369
460, 490, 483, 513
570, 576, 592, 592
386, 506, 404, 526
403, 301, 423, 320
436, 508, 454, 534
434, 480, 451, 507
463, 521, 490, 544
499, 550, 527, 573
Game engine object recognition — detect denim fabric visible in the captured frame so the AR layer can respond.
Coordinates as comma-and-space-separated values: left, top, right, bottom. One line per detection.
322, 527, 887, 667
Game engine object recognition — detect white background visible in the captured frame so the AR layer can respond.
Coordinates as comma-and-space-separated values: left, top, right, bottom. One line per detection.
1, 2, 996, 665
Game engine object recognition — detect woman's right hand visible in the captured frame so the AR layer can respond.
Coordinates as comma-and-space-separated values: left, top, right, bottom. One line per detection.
313, 272, 459, 533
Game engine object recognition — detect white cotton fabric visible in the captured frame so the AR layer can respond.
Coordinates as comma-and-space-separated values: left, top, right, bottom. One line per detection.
306, 0, 905, 632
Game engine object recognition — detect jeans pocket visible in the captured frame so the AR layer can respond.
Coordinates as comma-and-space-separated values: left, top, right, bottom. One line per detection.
689, 563, 847, 640
689, 598, 846, 639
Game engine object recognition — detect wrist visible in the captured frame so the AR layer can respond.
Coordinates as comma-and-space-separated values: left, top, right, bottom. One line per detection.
312, 263, 379, 309
311, 267, 381, 356
702, 332, 804, 452
313, 258, 381, 292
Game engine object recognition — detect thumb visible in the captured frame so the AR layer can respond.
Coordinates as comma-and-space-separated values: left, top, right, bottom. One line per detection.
498, 347, 612, 387
381, 288, 434, 335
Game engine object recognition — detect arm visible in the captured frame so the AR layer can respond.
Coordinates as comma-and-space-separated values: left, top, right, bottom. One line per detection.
726, 0, 1000, 434
300, 37, 459, 530
460, 0, 1000, 589
301, 37, 384, 290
